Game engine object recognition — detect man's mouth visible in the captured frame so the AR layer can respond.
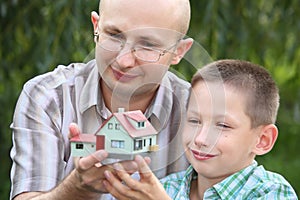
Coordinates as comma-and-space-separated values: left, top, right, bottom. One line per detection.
112, 67, 139, 82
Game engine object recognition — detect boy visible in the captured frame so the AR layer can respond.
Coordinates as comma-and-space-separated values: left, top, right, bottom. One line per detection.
103, 59, 298, 199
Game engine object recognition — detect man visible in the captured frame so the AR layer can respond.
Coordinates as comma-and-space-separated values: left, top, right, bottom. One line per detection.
10, 0, 193, 199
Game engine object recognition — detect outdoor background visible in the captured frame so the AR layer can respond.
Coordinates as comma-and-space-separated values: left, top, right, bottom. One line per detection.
1, 0, 299, 199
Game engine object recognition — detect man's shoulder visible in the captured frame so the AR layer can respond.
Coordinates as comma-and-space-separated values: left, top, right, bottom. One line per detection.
165, 71, 190, 87
164, 71, 191, 94
23, 60, 97, 90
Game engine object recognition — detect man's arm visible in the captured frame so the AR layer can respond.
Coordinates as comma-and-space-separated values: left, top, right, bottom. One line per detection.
13, 169, 102, 200
12, 123, 107, 200
13, 123, 141, 200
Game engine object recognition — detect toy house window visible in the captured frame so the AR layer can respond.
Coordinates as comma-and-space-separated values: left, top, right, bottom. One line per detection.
111, 140, 125, 148
137, 121, 145, 128
134, 139, 143, 150
108, 123, 113, 129
76, 143, 84, 149
115, 123, 120, 130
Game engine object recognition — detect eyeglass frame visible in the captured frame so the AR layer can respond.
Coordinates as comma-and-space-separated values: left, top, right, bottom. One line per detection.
94, 32, 181, 63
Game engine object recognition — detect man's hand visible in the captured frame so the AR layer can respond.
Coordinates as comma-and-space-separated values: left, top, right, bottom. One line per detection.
103, 155, 171, 200
69, 123, 140, 194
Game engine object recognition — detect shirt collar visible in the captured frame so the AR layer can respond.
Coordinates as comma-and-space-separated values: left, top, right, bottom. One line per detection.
79, 60, 101, 114
206, 161, 258, 198
145, 72, 174, 131
174, 165, 196, 199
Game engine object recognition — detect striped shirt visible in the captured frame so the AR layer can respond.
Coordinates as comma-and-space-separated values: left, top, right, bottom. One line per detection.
10, 59, 190, 199
160, 161, 298, 199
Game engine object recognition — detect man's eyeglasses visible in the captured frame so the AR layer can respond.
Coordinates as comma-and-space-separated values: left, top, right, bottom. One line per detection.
94, 33, 179, 63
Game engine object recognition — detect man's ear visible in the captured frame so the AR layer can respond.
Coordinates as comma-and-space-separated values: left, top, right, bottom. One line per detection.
91, 11, 100, 33
253, 124, 278, 156
171, 38, 193, 65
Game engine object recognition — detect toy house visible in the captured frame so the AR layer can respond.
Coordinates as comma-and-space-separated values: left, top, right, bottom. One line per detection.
70, 133, 96, 157
70, 108, 159, 160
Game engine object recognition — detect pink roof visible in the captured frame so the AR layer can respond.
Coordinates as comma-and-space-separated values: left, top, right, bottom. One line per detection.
70, 134, 96, 143
124, 111, 147, 122
96, 110, 157, 138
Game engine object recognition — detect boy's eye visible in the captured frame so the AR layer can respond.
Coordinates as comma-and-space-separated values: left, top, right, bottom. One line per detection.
217, 123, 231, 129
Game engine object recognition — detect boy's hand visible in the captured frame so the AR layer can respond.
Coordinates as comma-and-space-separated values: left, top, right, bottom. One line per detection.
103, 155, 171, 200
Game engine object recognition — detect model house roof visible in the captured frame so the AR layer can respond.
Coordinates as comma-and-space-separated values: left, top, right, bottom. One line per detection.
70, 133, 96, 143
97, 110, 157, 138
124, 111, 147, 122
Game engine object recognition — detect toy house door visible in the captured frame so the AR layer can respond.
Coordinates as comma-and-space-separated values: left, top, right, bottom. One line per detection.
96, 135, 105, 150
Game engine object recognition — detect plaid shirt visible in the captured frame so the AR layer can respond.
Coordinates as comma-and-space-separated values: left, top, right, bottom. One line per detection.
160, 161, 298, 199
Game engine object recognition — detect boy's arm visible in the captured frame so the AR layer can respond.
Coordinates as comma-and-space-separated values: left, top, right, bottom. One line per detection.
103, 155, 172, 200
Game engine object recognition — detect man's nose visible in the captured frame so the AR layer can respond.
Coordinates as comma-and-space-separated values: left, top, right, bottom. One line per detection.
115, 45, 137, 68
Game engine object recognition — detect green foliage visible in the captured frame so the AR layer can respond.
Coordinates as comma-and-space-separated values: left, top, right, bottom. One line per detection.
1, 1, 299, 199
0, 1, 98, 198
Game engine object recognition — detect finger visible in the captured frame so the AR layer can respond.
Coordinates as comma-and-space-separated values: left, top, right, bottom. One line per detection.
78, 150, 108, 171
135, 155, 152, 173
104, 170, 134, 200
118, 160, 138, 174
117, 156, 150, 174
68, 122, 81, 139
113, 162, 133, 181
144, 156, 151, 165
113, 162, 143, 191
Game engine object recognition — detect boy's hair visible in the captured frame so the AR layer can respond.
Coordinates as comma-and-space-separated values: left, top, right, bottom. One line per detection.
191, 59, 279, 128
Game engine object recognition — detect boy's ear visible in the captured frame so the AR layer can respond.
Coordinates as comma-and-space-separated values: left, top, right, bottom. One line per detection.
253, 124, 278, 156
171, 38, 193, 65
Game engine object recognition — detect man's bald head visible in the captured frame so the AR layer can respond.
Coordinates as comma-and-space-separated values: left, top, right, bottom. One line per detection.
98, 0, 191, 35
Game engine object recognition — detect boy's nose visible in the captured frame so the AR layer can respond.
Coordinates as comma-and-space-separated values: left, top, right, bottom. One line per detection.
193, 125, 216, 147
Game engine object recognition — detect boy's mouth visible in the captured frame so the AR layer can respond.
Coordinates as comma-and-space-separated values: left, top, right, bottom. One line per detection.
191, 149, 216, 161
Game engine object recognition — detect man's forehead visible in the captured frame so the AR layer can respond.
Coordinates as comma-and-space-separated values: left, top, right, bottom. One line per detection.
101, 23, 182, 43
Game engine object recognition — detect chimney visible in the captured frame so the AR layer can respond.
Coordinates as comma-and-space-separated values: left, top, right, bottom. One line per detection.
118, 108, 125, 113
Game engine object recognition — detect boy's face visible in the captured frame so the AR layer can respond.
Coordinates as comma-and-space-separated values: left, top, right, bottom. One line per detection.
183, 81, 261, 182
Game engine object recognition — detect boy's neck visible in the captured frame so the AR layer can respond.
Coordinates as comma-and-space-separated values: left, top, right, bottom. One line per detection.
190, 175, 226, 199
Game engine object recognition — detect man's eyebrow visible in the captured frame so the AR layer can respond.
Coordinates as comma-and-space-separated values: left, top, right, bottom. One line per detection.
102, 24, 122, 33
101, 25, 165, 45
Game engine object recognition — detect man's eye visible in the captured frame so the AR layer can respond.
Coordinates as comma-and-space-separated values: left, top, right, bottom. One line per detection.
106, 32, 123, 40
138, 40, 159, 48
188, 118, 200, 124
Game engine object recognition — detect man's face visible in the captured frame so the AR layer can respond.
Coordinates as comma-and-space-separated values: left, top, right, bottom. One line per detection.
94, 0, 183, 97
183, 81, 260, 183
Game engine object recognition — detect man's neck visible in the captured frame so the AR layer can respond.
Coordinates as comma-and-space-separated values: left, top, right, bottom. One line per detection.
100, 80, 158, 113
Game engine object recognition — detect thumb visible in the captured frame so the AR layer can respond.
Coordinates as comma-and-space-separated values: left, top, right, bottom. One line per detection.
68, 122, 81, 139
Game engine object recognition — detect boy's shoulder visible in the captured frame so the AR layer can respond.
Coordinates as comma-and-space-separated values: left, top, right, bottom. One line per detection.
159, 165, 195, 199
213, 161, 298, 199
